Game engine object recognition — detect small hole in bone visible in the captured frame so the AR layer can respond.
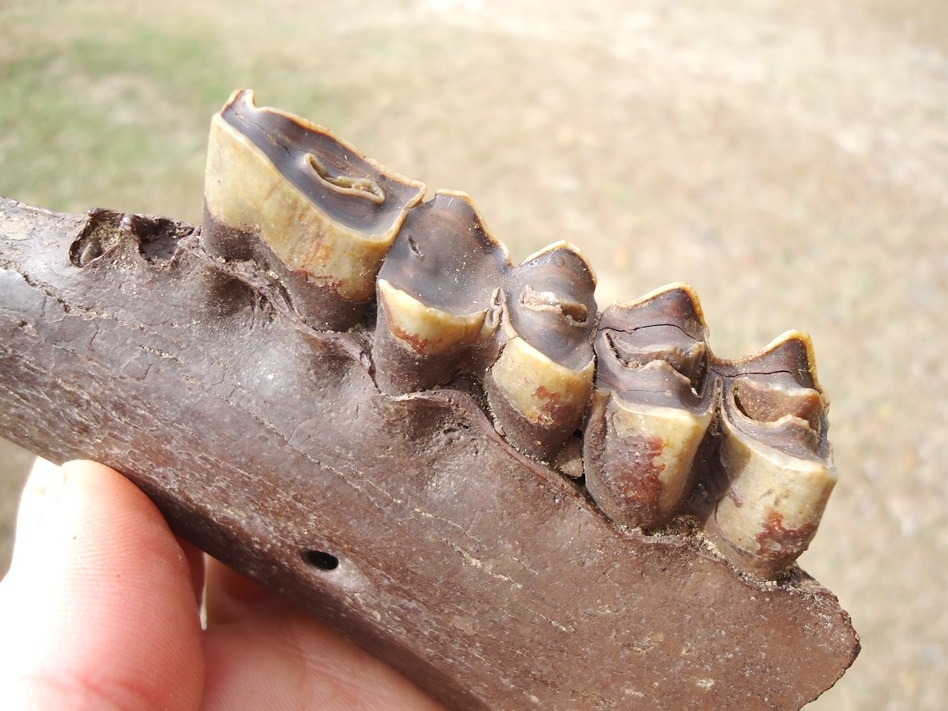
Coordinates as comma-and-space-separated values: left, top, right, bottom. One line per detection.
302, 550, 340, 571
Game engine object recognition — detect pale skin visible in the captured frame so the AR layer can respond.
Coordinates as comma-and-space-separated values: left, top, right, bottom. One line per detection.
0, 459, 448, 711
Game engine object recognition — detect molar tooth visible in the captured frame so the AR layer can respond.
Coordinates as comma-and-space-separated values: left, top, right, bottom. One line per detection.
373, 191, 508, 394
485, 243, 597, 460
710, 331, 837, 579
202, 89, 426, 330
583, 284, 714, 528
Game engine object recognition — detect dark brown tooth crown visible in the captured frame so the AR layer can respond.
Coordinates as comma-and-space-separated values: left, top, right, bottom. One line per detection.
505, 244, 597, 369
378, 191, 508, 317
372, 191, 509, 394
220, 90, 421, 236
202, 89, 425, 331
595, 284, 710, 409
200, 90, 839, 579
583, 285, 715, 532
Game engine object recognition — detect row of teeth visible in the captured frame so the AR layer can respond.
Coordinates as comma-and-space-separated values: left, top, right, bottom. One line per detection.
201, 90, 837, 579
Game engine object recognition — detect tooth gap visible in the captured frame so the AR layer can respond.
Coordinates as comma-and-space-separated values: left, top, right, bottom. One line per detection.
305, 153, 385, 203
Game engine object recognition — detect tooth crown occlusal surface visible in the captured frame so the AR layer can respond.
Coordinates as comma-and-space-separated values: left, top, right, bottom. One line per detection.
584, 285, 714, 529
203, 89, 425, 330
373, 191, 508, 394
485, 243, 598, 460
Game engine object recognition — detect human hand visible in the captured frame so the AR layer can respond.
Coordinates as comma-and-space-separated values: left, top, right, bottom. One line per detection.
0, 459, 448, 710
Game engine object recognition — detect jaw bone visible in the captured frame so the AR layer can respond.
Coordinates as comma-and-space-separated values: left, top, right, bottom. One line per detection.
199, 90, 841, 580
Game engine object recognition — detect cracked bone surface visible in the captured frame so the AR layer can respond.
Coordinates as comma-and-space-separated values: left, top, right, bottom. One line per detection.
0, 90, 859, 710
202, 88, 425, 330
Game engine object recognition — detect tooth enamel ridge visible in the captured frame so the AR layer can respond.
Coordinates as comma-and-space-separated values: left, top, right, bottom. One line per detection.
202, 91, 838, 579
584, 285, 715, 531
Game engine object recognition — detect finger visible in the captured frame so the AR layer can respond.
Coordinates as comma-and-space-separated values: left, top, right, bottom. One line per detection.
0, 459, 205, 711
203, 554, 272, 626
203, 598, 449, 711
202, 559, 448, 711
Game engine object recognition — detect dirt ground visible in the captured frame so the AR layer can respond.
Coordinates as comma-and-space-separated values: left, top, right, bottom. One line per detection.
1, 1, 946, 708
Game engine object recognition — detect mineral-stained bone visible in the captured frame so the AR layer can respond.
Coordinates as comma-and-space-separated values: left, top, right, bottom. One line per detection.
0, 90, 858, 709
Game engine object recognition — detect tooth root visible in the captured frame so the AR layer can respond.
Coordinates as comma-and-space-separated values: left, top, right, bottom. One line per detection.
584, 285, 714, 528
585, 391, 714, 529
202, 89, 426, 330
485, 243, 597, 460
486, 336, 595, 459
711, 332, 837, 578
373, 191, 508, 394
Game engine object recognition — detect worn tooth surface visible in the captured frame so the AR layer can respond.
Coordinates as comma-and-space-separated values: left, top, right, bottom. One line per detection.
202, 89, 426, 330
584, 284, 714, 528
485, 242, 597, 460
198, 89, 841, 582
373, 191, 509, 394
710, 331, 837, 578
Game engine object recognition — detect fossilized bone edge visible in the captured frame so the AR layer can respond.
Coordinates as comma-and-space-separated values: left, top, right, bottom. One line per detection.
0, 198, 858, 710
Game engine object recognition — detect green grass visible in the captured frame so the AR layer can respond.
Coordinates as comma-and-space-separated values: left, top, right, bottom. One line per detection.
0, 1, 354, 221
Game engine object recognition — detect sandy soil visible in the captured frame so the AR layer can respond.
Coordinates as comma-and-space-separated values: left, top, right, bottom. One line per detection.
1, 1, 946, 708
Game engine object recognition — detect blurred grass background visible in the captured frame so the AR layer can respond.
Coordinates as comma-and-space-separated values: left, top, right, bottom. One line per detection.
2, 1, 947, 709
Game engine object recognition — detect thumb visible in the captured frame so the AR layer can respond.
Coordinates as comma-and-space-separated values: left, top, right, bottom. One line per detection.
0, 459, 205, 710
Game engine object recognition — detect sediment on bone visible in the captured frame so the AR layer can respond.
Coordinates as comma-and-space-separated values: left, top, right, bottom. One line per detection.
484, 243, 597, 460
373, 191, 508, 394
583, 284, 714, 529
202, 88, 425, 330
710, 332, 837, 578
